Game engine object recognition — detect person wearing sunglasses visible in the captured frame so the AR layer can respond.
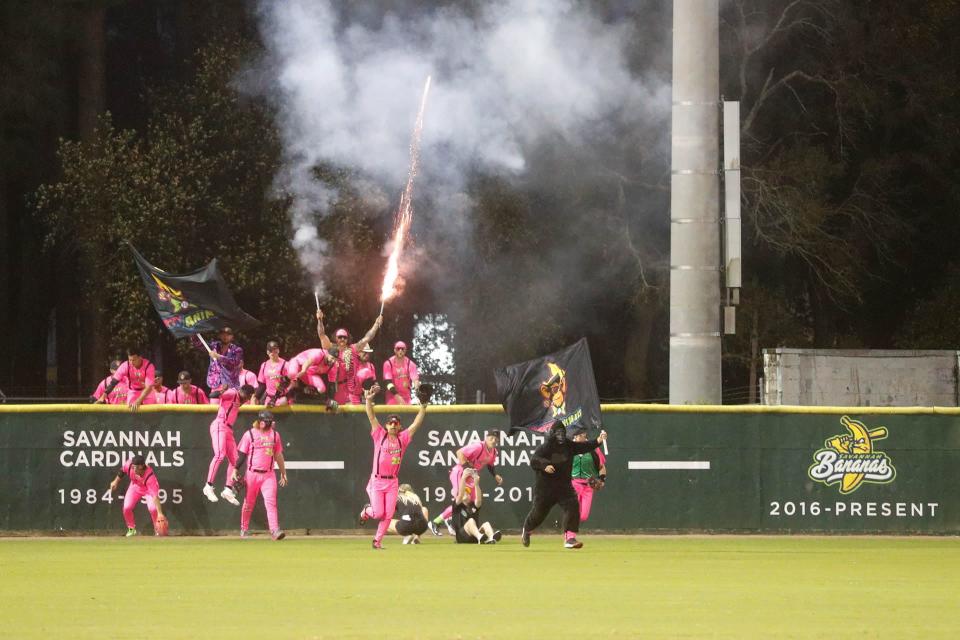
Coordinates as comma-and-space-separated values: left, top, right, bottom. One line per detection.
383, 341, 420, 405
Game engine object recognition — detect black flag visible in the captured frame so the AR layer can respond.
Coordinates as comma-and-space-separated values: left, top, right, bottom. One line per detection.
130, 244, 260, 338
494, 338, 602, 435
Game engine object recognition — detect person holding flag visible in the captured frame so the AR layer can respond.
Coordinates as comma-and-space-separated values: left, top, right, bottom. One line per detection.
571, 425, 607, 523
429, 430, 503, 536
198, 327, 244, 398
358, 383, 428, 549
232, 410, 288, 540
108, 454, 168, 537
204, 384, 255, 505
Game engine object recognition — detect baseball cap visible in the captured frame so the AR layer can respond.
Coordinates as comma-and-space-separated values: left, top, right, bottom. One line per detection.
258, 409, 275, 423
335, 328, 349, 339
131, 454, 147, 466
394, 341, 407, 350
386, 414, 401, 424
177, 371, 191, 383
109, 360, 122, 372
219, 326, 234, 335
487, 429, 502, 439
266, 340, 280, 350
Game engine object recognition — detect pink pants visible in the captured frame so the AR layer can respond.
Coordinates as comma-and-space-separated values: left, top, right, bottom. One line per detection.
572, 479, 594, 522
363, 477, 399, 543
332, 381, 349, 405
206, 420, 237, 486
440, 465, 477, 521
303, 373, 327, 394
123, 484, 159, 529
241, 470, 279, 532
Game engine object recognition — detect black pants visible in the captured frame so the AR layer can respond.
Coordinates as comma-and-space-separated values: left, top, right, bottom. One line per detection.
522, 484, 580, 534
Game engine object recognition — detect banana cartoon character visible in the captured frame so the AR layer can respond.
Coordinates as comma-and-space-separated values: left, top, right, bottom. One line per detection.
826, 416, 888, 493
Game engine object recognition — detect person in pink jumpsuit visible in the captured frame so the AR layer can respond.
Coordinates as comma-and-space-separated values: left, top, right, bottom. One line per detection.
327, 315, 383, 406
100, 347, 155, 409
90, 360, 127, 405
168, 370, 209, 404
109, 454, 167, 537
255, 341, 288, 407
382, 341, 420, 405
203, 384, 255, 506
428, 430, 504, 536
570, 426, 607, 523
232, 409, 288, 540
140, 371, 169, 405
359, 383, 428, 549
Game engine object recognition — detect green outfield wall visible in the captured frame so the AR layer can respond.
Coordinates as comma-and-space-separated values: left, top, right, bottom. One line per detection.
0, 404, 958, 534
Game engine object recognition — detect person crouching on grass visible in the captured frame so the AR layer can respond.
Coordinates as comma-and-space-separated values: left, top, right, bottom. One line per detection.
451, 468, 501, 544
359, 383, 427, 549
109, 454, 168, 537
232, 409, 288, 540
388, 484, 430, 544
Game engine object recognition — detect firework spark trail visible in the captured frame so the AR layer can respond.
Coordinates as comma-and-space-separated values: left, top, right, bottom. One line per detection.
379, 75, 432, 315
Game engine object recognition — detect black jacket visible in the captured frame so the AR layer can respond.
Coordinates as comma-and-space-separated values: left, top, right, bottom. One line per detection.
530, 438, 601, 490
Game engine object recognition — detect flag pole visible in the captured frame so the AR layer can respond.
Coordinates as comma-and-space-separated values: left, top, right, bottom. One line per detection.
197, 334, 212, 352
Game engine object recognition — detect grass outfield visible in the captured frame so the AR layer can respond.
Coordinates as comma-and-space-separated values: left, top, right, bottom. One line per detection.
1, 535, 958, 639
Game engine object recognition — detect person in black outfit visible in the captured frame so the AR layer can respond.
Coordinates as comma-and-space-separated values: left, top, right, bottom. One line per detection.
521, 421, 608, 549
389, 484, 430, 544
450, 468, 501, 544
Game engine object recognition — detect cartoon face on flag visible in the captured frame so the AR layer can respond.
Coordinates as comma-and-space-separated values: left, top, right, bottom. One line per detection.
129, 244, 260, 338
494, 338, 602, 435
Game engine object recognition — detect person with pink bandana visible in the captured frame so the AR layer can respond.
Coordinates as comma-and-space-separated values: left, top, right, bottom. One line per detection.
358, 382, 428, 549
382, 341, 420, 405
232, 409, 287, 540
327, 315, 384, 406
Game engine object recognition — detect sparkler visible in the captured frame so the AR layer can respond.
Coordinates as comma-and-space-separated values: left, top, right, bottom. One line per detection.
314, 288, 320, 312
379, 75, 432, 316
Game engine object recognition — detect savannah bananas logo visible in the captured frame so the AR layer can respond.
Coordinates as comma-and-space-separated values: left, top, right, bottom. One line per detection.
808, 416, 896, 494
539, 362, 567, 418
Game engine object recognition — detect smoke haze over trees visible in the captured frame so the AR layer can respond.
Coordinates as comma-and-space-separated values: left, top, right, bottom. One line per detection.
3, 0, 960, 402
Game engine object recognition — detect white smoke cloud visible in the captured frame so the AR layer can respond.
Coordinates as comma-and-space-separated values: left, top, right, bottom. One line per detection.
252, 0, 667, 292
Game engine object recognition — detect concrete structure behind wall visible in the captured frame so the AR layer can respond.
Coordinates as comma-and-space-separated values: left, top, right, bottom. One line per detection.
762, 348, 960, 406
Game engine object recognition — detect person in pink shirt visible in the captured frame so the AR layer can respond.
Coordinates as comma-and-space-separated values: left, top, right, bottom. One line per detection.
383, 341, 420, 405
108, 454, 167, 537
239, 362, 259, 405
359, 383, 428, 549
203, 384, 255, 506
349, 345, 378, 404
570, 426, 607, 523
255, 341, 288, 407
327, 315, 383, 406
167, 370, 209, 404
283, 347, 339, 405
429, 430, 504, 536
140, 371, 169, 405
232, 409, 288, 540
90, 360, 128, 405
100, 347, 156, 410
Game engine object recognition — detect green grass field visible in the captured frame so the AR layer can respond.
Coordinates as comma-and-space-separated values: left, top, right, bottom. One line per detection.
1, 535, 958, 639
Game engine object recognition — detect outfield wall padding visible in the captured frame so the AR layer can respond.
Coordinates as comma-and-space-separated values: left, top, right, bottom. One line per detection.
0, 404, 957, 534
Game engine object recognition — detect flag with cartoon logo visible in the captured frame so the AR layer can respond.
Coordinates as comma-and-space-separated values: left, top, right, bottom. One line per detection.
129, 244, 260, 338
494, 338, 602, 435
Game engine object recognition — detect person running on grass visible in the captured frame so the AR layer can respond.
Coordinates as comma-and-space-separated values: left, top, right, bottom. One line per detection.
521, 422, 607, 550
232, 409, 288, 540
358, 383, 428, 549
109, 454, 168, 537
451, 468, 501, 544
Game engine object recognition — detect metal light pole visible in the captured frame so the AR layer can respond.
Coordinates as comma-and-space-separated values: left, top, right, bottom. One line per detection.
669, 0, 722, 404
